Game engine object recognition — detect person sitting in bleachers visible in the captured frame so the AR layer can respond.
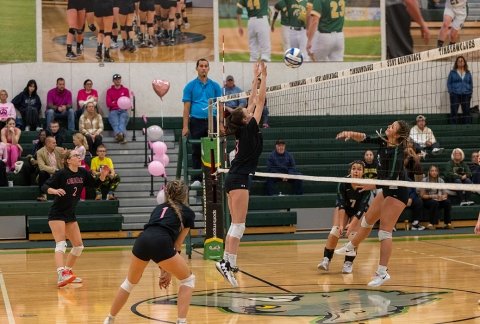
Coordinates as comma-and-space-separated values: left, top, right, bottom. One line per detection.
406, 186, 425, 231
11, 80, 42, 131
90, 144, 120, 200
0, 141, 7, 186
471, 151, 480, 184
36, 136, 65, 201
420, 165, 453, 229
0, 117, 22, 172
46, 120, 67, 148
265, 139, 303, 196
409, 115, 443, 159
0, 90, 17, 130
468, 151, 479, 172
444, 148, 474, 206
25, 129, 47, 186
79, 101, 104, 156
362, 149, 378, 179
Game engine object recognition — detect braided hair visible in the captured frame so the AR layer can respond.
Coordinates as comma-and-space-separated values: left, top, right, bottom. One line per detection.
395, 120, 410, 148
164, 180, 188, 229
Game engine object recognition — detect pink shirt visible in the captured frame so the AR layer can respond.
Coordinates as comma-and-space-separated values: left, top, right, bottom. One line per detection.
77, 89, 99, 110
0, 102, 16, 121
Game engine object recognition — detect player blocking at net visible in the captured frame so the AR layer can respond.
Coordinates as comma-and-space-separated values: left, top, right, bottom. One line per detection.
215, 61, 267, 287
334, 120, 410, 287
318, 160, 371, 274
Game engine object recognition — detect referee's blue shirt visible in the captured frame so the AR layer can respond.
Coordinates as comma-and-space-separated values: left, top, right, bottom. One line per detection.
182, 78, 222, 119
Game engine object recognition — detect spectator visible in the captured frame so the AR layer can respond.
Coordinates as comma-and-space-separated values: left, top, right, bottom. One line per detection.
0, 117, 22, 172
46, 120, 67, 148
468, 151, 479, 172
404, 140, 424, 182
409, 115, 444, 158
12, 80, 42, 131
36, 136, 65, 201
106, 74, 130, 144
362, 149, 378, 179
447, 55, 473, 124
265, 139, 303, 196
471, 151, 480, 184
90, 144, 120, 200
79, 101, 104, 156
420, 165, 453, 229
0, 90, 17, 130
25, 129, 48, 186
445, 148, 474, 206
406, 186, 425, 231
46, 78, 75, 131
182, 58, 222, 186
76, 79, 99, 127
223, 75, 247, 119
0, 142, 7, 186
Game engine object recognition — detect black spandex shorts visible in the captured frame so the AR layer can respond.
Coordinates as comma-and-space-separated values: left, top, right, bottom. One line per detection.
380, 185, 409, 205
48, 214, 77, 223
68, 0, 85, 10
118, 0, 135, 15
85, 0, 95, 12
94, 0, 114, 17
132, 228, 176, 263
139, 0, 155, 11
224, 173, 251, 193
157, 0, 176, 9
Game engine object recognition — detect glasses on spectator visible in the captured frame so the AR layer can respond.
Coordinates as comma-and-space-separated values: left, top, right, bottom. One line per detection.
97, 150, 106, 153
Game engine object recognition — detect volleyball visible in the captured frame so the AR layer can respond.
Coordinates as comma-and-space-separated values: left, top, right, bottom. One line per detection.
284, 47, 303, 68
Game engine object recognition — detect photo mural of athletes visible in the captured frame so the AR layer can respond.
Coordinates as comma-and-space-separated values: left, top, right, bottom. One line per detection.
219, 0, 380, 62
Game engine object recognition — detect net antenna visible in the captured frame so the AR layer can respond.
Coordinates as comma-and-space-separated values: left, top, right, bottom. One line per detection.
214, 38, 480, 192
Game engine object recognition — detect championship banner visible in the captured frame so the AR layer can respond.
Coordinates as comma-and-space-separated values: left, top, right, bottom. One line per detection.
201, 137, 224, 260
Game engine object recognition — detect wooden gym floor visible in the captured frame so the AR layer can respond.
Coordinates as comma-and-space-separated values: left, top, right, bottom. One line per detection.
1, 235, 480, 323
42, 4, 214, 62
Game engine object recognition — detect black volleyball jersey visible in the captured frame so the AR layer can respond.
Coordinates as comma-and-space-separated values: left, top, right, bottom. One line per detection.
362, 136, 406, 181
43, 167, 99, 218
144, 203, 196, 241
336, 181, 371, 218
229, 118, 263, 175
363, 161, 378, 179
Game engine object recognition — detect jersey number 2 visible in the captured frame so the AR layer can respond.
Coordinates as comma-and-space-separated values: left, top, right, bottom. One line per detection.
330, 0, 345, 18
247, 0, 260, 10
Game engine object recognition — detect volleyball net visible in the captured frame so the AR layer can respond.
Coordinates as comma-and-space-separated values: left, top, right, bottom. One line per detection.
214, 38, 480, 193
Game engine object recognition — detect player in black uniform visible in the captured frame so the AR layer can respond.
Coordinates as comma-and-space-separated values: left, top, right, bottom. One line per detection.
94, 0, 115, 62
215, 62, 267, 288
335, 120, 410, 287
317, 161, 371, 274
118, 0, 137, 52
104, 180, 195, 324
65, 0, 86, 60
42, 149, 109, 287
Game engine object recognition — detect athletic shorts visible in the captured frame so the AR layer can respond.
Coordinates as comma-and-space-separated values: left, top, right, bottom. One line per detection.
158, 0, 176, 9
113, 0, 120, 7
68, 0, 85, 10
118, 0, 135, 15
132, 228, 176, 263
94, 0, 114, 17
379, 185, 408, 205
85, 0, 95, 12
140, 0, 155, 11
48, 214, 77, 223
224, 173, 251, 193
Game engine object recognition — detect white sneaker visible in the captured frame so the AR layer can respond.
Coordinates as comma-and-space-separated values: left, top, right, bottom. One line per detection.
215, 260, 238, 287
412, 224, 426, 231
191, 180, 202, 188
103, 315, 115, 324
432, 147, 444, 155
342, 261, 353, 274
72, 276, 83, 283
25, 126, 30, 131
317, 257, 330, 271
418, 150, 427, 160
335, 243, 357, 257
367, 272, 391, 287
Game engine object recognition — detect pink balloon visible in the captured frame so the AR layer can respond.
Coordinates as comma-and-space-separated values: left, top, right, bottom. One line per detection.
148, 161, 165, 177
117, 96, 132, 110
153, 153, 170, 166
151, 141, 167, 156
152, 80, 170, 100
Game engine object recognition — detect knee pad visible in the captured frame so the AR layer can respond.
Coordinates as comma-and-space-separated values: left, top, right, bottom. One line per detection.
348, 231, 357, 241
378, 230, 392, 241
55, 240, 67, 253
112, 22, 118, 29
141, 20, 147, 25
126, 25, 133, 33
179, 274, 195, 288
68, 27, 76, 36
361, 216, 374, 229
104, 32, 113, 38
147, 23, 154, 28
120, 278, 136, 293
227, 223, 246, 239
168, 18, 175, 23
329, 226, 340, 238
175, 13, 181, 19
120, 25, 126, 31
70, 245, 84, 257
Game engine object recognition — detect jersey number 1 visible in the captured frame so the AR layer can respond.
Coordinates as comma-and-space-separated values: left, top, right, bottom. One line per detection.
159, 207, 168, 219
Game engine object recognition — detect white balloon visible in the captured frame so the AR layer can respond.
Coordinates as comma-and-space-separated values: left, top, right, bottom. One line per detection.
147, 125, 164, 142
156, 189, 165, 204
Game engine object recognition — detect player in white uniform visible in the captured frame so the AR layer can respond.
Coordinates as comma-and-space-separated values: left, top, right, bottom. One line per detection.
438, 0, 468, 47
237, 0, 271, 61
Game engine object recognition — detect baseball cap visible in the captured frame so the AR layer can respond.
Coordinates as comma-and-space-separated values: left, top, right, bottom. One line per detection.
113, 73, 121, 80
416, 115, 426, 121
276, 139, 286, 145
226, 75, 234, 81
